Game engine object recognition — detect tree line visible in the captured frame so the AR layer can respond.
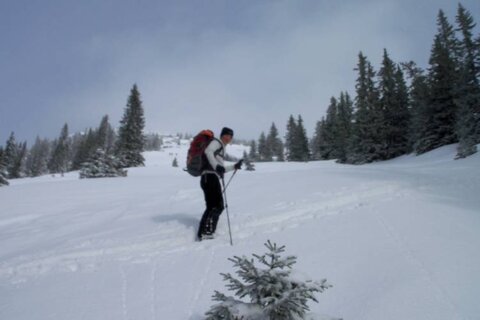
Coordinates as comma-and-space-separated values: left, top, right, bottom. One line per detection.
248, 4, 479, 164
0, 84, 150, 185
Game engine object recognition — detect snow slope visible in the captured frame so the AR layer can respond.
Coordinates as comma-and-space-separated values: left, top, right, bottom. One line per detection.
1, 143, 479, 320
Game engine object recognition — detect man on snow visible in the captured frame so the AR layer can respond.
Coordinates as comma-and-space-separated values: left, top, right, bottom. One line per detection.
198, 127, 243, 240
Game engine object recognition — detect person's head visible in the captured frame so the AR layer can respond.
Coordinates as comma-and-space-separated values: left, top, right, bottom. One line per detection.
220, 127, 234, 144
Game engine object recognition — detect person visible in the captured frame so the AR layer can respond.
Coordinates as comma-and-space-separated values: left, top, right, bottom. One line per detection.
197, 127, 243, 240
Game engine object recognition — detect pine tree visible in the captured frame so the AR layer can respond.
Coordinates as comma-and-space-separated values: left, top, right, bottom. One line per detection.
79, 149, 127, 179
335, 92, 354, 162
347, 53, 382, 163
257, 132, 269, 162
311, 118, 328, 160
417, 10, 460, 154
4, 132, 18, 179
285, 115, 298, 161
266, 123, 284, 161
72, 129, 97, 170
97, 115, 116, 154
455, 4, 480, 158
0, 146, 9, 186
378, 49, 411, 159
26, 136, 51, 177
49, 123, 71, 174
378, 49, 397, 159
116, 84, 146, 167
295, 115, 310, 161
322, 97, 339, 160
205, 241, 331, 320
11, 141, 27, 179
248, 140, 258, 161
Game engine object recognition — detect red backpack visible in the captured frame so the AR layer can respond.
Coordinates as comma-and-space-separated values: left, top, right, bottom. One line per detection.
186, 130, 215, 177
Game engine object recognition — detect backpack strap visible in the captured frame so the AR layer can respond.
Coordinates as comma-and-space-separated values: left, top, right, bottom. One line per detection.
212, 138, 224, 159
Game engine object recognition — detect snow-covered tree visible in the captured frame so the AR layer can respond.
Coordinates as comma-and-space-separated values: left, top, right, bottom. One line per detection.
205, 241, 331, 320
416, 10, 459, 154
257, 132, 269, 162
79, 149, 127, 179
347, 53, 382, 164
26, 136, 50, 177
455, 4, 480, 158
49, 123, 71, 174
116, 84, 146, 168
0, 146, 9, 186
96, 115, 116, 154
267, 123, 284, 161
249, 140, 258, 162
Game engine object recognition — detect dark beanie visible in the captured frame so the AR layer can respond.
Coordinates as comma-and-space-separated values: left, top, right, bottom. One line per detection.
221, 127, 234, 137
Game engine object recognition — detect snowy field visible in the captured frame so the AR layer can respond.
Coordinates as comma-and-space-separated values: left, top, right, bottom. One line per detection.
1, 142, 479, 320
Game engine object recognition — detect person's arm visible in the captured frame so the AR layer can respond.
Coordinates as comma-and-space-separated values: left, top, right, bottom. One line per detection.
205, 140, 222, 170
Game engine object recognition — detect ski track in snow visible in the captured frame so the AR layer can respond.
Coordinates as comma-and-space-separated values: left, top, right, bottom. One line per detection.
0, 183, 405, 281
120, 265, 128, 320
189, 245, 216, 319
151, 261, 158, 320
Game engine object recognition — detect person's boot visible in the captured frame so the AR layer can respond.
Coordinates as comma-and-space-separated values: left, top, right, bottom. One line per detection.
210, 208, 222, 234
197, 210, 211, 240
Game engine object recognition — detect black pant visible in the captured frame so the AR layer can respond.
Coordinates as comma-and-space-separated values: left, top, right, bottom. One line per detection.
198, 173, 224, 237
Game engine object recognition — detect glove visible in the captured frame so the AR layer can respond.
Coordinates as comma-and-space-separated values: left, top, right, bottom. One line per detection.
234, 159, 243, 170
215, 165, 226, 177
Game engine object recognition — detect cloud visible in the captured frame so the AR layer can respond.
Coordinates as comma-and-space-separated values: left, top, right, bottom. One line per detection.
5, 0, 478, 143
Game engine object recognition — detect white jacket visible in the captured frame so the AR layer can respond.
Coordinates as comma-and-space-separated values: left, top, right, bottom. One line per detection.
203, 138, 234, 175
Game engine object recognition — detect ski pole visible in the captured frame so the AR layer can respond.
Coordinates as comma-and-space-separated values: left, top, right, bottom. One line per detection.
221, 177, 234, 246
222, 169, 238, 196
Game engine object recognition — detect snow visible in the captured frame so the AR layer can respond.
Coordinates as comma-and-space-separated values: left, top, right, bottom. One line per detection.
1, 143, 479, 320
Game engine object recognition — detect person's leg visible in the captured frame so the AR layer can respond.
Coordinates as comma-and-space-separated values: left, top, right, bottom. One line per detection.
208, 175, 224, 234
198, 175, 211, 238
198, 174, 222, 238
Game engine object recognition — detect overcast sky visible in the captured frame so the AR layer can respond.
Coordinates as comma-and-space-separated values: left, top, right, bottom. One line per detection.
1, 0, 479, 144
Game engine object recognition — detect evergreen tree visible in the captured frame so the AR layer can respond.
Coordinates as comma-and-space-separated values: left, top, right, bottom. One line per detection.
79, 149, 127, 179
116, 84, 146, 167
72, 129, 97, 170
417, 10, 459, 154
455, 4, 480, 158
11, 141, 27, 179
205, 241, 331, 320
26, 136, 50, 177
285, 115, 298, 161
295, 115, 310, 161
335, 92, 354, 162
0, 146, 9, 186
4, 132, 18, 179
248, 140, 258, 161
49, 123, 71, 174
378, 49, 411, 159
97, 115, 116, 154
378, 49, 397, 159
322, 97, 339, 160
311, 118, 328, 160
402, 62, 432, 154
347, 53, 382, 163
266, 123, 284, 161
257, 132, 269, 162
